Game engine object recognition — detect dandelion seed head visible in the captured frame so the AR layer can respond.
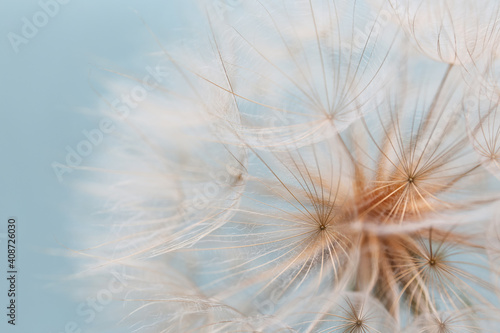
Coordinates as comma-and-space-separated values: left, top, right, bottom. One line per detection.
74, 0, 500, 331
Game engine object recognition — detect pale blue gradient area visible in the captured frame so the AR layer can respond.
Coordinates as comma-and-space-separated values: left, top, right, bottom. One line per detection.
0, 1, 196, 331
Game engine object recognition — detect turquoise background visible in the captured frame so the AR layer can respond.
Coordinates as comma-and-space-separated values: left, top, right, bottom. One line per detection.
0, 1, 196, 331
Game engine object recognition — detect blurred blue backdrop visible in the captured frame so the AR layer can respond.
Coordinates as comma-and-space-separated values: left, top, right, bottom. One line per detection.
0, 1, 198, 331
